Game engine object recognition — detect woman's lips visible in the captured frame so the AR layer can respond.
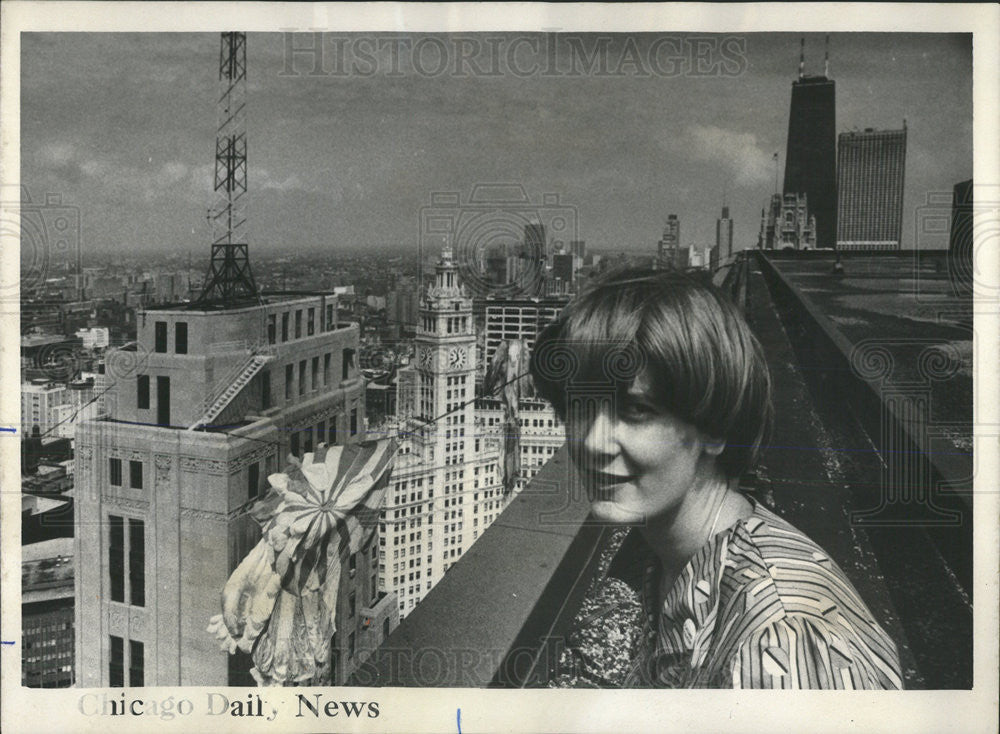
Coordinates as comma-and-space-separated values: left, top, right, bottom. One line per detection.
588, 472, 634, 499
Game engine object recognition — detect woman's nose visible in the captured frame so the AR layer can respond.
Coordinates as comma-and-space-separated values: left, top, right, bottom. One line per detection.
577, 402, 618, 459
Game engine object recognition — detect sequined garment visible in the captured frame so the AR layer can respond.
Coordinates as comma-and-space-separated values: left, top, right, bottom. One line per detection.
552, 499, 902, 689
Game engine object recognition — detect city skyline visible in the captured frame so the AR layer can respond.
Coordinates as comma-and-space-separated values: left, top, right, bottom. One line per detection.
21, 32, 972, 263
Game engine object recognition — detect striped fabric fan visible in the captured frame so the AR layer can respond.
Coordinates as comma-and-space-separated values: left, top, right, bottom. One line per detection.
207, 438, 398, 686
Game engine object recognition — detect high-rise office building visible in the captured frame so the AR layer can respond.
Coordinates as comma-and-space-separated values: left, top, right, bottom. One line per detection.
783, 40, 837, 249
481, 295, 568, 369
22, 538, 75, 688
716, 206, 734, 259
836, 126, 907, 251
74, 292, 395, 685
949, 179, 973, 258
657, 215, 681, 269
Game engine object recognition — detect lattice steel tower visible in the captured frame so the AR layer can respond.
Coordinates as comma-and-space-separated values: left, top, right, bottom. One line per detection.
197, 31, 261, 306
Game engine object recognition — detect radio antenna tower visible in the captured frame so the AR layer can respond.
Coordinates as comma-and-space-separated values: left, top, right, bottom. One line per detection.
197, 31, 261, 306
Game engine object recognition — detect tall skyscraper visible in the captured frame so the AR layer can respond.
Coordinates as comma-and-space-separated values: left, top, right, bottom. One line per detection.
837, 126, 907, 251
385, 246, 510, 618
657, 214, 680, 268
482, 294, 568, 368
783, 39, 837, 249
716, 205, 734, 259
73, 293, 393, 685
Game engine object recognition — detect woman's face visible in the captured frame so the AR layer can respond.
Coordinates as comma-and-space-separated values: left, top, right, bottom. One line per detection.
565, 373, 720, 525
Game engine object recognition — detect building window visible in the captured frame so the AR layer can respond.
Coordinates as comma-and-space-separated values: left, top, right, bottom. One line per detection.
281, 312, 289, 342
285, 364, 294, 400
299, 360, 306, 396
295, 310, 302, 339
109, 458, 122, 487
350, 408, 358, 436
175, 322, 188, 354
154, 322, 167, 353
303, 427, 313, 453
290, 431, 300, 457
317, 419, 325, 445
349, 591, 356, 617
128, 640, 144, 687
326, 303, 334, 330
129, 518, 145, 607
342, 349, 355, 380
329, 418, 337, 445
307, 308, 315, 336
324, 353, 331, 385
261, 369, 271, 409
156, 376, 170, 427
267, 314, 276, 344
129, 460, 143, 490
109, 636, 124, 687
109, 515, 125, 602
137, 375, 149, 410
311, 356, 319, 390
349, 552, 357, 577
383, 618, 390, 638
248, 462, 260, 500
348, 632, 356, 657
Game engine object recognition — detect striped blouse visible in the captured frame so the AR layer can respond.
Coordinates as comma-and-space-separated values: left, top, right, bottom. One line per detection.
555, 498, 903, 689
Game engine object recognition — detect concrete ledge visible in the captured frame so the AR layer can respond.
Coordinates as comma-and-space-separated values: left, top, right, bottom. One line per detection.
350, 446, 614, 687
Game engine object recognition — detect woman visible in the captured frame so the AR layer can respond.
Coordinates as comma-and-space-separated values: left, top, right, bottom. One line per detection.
530, 266, 902, 689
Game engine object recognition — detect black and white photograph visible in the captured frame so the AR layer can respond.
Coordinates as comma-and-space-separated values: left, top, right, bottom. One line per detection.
2, 3, 998, 733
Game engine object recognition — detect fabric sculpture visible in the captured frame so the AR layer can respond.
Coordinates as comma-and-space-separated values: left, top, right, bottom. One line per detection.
483, 339, 534, 495
207, 439, 397, 685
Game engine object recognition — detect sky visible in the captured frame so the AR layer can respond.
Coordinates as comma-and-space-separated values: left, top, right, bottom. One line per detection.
20, 32, 973, 261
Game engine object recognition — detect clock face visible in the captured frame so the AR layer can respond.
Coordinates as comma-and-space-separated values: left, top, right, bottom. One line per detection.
448, 347, 467, 370
419, 347, 432, 368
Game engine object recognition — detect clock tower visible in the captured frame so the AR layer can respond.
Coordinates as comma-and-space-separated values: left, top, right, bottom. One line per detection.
380, 245, 509, 617
415, 244, 477, 425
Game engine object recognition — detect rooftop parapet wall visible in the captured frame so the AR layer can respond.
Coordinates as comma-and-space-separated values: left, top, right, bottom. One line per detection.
350, 446, 614, 688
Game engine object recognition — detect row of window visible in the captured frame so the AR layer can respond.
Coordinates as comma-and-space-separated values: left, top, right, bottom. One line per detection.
153, 322, 186, 354
109, 636, 143, 687
282, 350, 355, 401
266, 304, 336, 345
109, 515, 144, 607
287, 409, 358, 458
135, 375, 171, 426
109, 458, 144, 489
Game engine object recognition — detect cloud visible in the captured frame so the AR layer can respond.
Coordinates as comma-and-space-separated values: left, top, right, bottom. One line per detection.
38, 141, 76, 166
256, 168, 307, 192
679, 124, 775, 186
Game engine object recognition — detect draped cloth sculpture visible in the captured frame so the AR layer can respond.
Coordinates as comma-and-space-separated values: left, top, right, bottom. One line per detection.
483, 339, 534, 496
207, 439, 397, 686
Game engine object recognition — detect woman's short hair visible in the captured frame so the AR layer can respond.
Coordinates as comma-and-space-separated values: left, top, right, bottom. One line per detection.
529, 265, 772, 479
